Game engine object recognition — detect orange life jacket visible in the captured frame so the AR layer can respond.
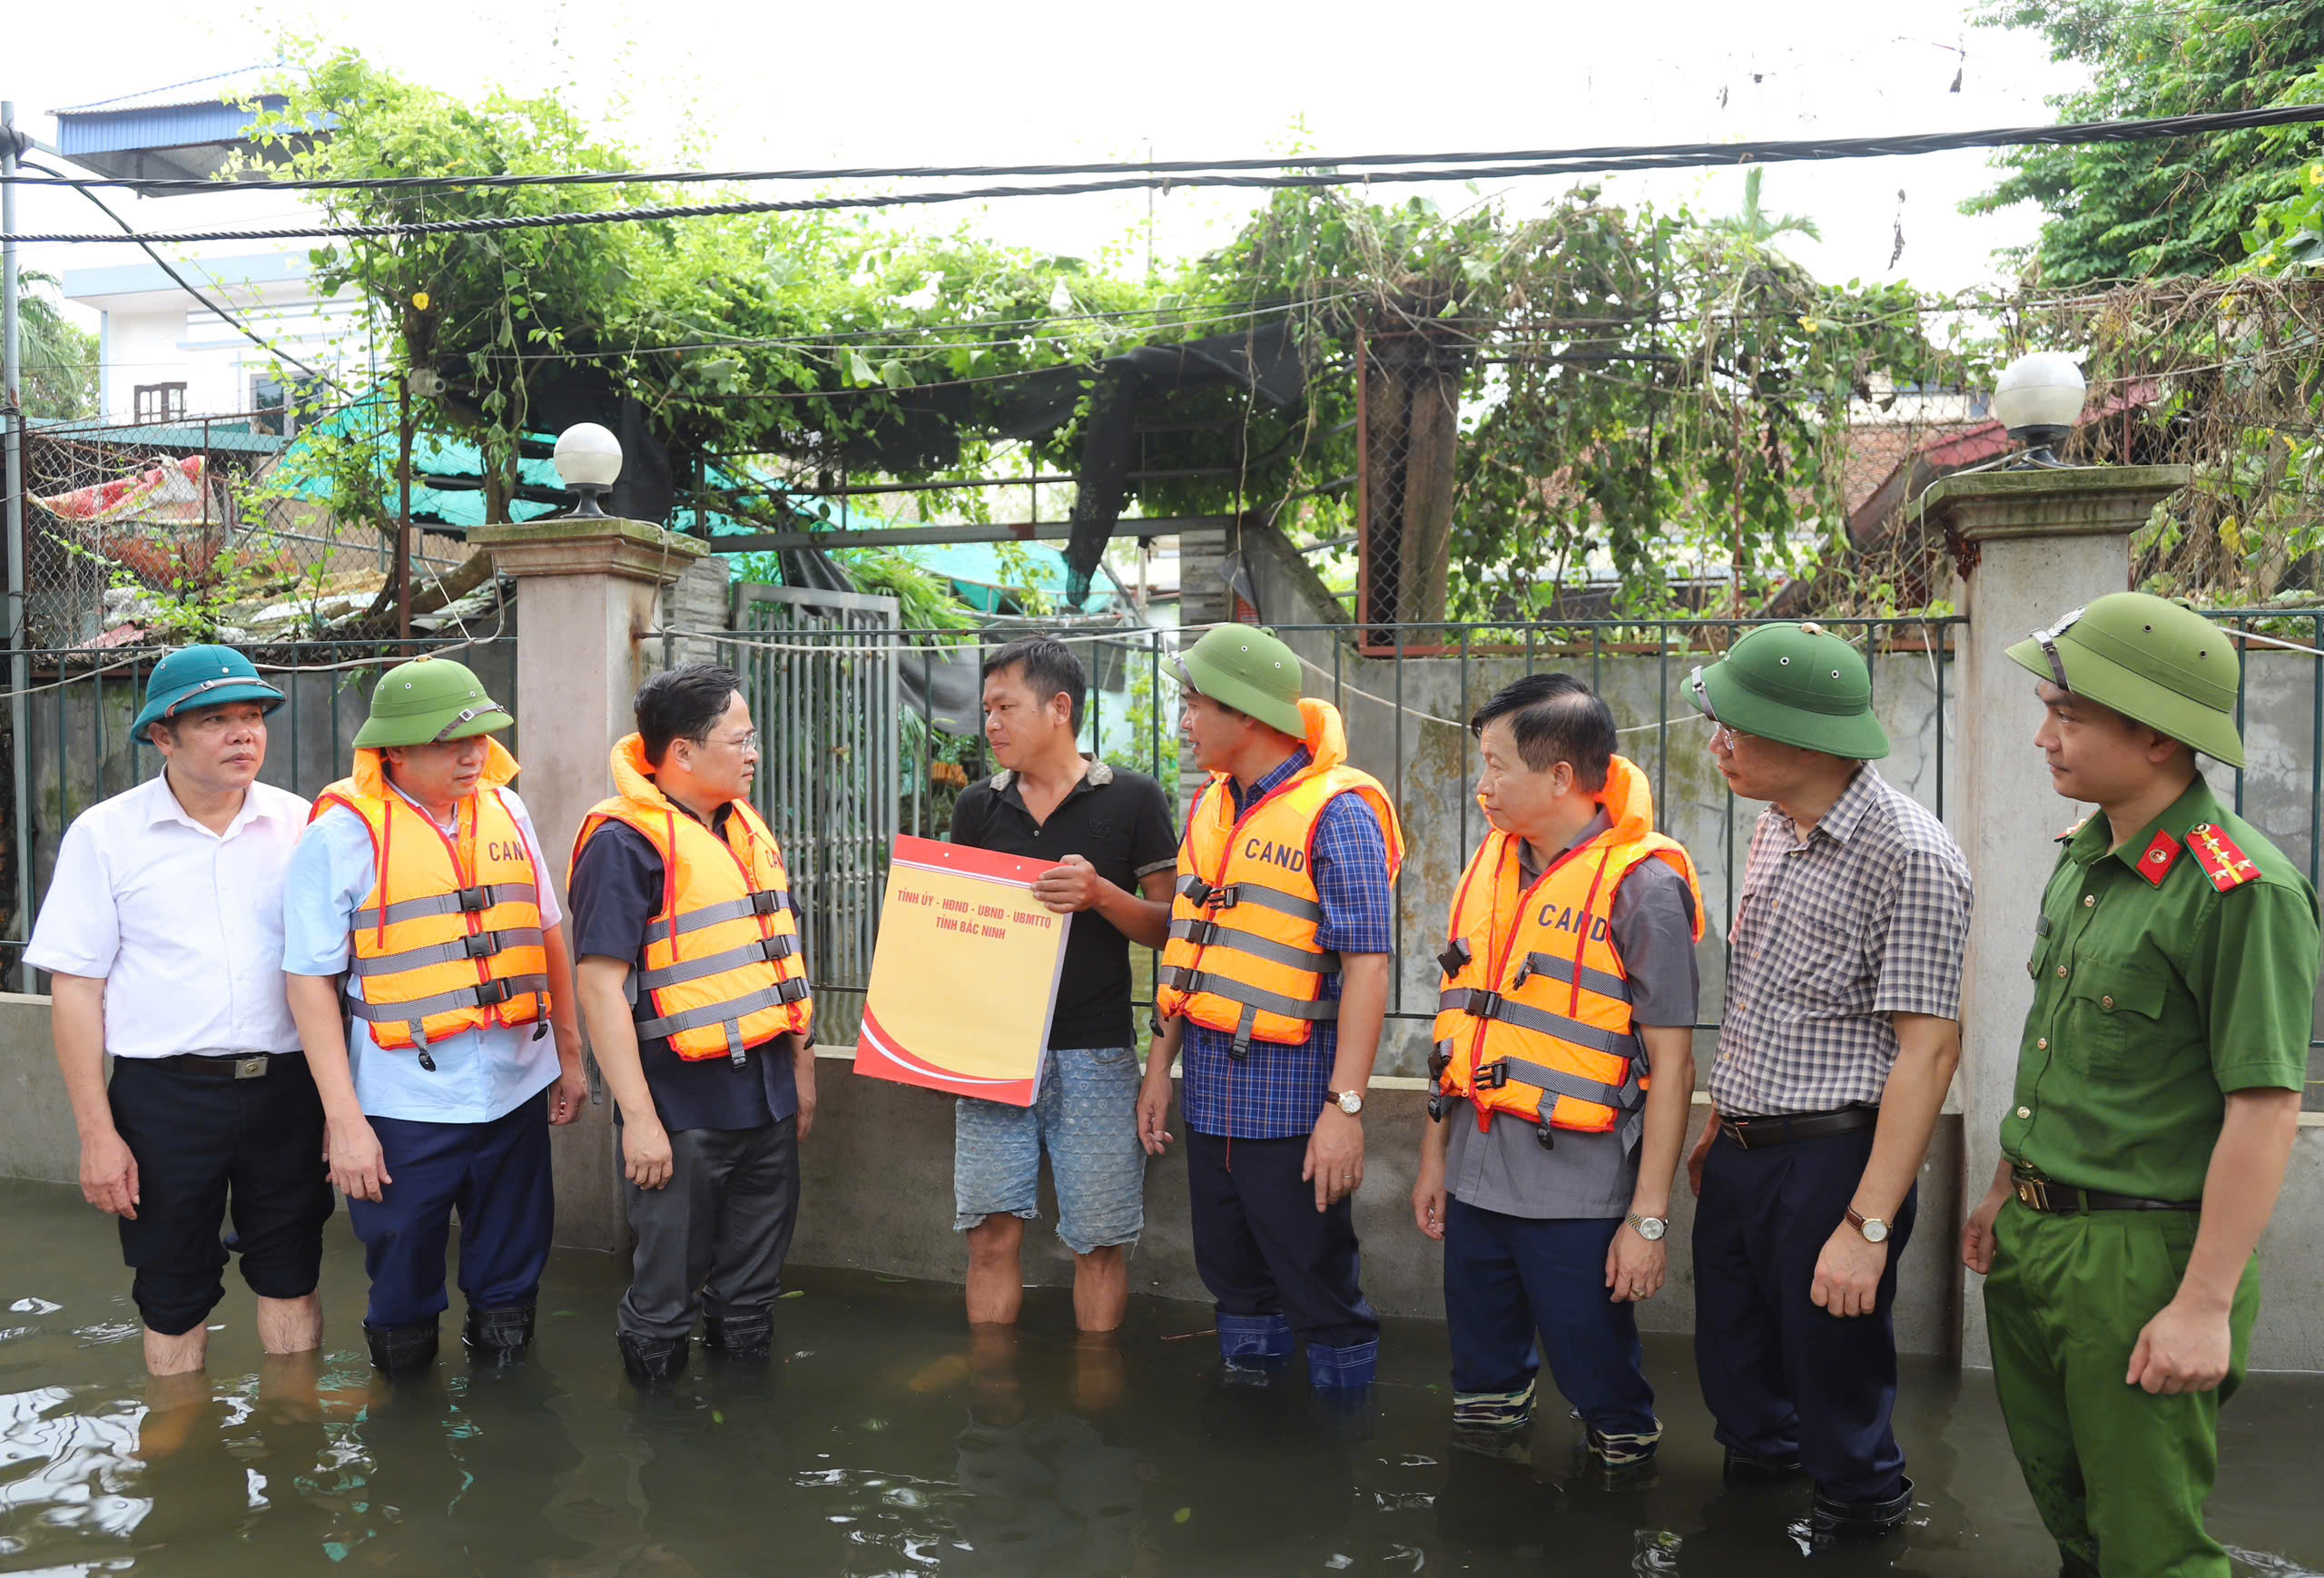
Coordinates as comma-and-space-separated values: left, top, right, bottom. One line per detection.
1430, 755, 1704, 1149
311, 737, 548, 1057
1157, 698, 1405, 1050
570, 734, 812, 1065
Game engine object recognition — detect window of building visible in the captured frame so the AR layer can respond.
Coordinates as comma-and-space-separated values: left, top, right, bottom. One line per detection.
133, 383, 188, 423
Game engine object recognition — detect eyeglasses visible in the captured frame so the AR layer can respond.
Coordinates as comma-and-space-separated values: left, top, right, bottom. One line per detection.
1687, 666, 1738, 752
2028, 607, 2084, 692
714, 730, 761, 754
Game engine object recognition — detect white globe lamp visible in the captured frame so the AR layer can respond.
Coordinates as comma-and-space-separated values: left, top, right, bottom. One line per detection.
1992, 352, 2086, 468
553, 423, 623, 517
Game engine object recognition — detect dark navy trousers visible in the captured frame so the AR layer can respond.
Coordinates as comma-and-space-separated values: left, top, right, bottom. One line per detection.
347, 1090, 556, 1328
1443, 1198, 1657, 1435
1187, 1130, 1378, 1350
1691, 1123, 1916, 1503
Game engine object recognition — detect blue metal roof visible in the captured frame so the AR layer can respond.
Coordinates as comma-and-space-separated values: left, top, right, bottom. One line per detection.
52, 65, 333, 191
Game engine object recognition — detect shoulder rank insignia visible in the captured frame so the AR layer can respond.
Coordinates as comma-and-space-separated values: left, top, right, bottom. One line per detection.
2187, 823, 2261, 893
2055, 816, 2091, 843
2134, 828, 2181, 887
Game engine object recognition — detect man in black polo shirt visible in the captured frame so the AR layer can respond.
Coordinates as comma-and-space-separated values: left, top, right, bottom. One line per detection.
950, 636, 1178, 1332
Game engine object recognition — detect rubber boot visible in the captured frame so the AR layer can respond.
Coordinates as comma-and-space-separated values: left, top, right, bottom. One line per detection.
1451, 1375, 1537, 1433
1809, 1474, 1915, 1539
616, 1330, 690, 1386
702, 1307, 773, 1361
1305, 1337, 1378, 1391
1722, 1445, 1806, 1484
461, 1303, 536, 1367
1217, 1312, 1292, 1386
1581, 1420, 1661, 1487
364, 1321, 440, 1376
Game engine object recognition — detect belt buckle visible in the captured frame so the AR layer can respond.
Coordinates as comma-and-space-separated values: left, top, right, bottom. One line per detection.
233, 1055, 269, 1080
2014, 1176, 2048, 1211
1727, 1119, 1751, 1152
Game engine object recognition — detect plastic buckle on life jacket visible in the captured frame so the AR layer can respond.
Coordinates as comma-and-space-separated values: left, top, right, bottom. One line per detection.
1478, 1060, 1512, 1090
1208, 883, 1242, 911
472, 978, 515, 1008
462, 931, 505, 960
1511, 958, 1536, 990
456, 884, 491, 913
1535, 1120, 1556, 1151
1184, 918, 1222, 948
1181, 877, 1215, 908
1462, 990, 1505, 1022
1426, 1093, 1454, 1121
1426, 1047, 1452, 1080
748, 889, 783, 916
1436, 938, 1472, 977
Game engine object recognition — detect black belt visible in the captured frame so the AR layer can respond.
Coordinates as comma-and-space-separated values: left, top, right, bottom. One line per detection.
2011, 1171, 2200, 1215
1719, 1105, 1879, 1150
144, 1050, 306, 1080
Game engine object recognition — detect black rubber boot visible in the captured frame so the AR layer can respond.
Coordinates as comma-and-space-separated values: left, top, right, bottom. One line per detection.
364, 1321, 440, 1376
1810, 1475, 1915, 1539
461, 1303, 536, 1366
702, 1308, 773, 1361
616, 1330, 690, 1386
1722, 1445, 1806, 1484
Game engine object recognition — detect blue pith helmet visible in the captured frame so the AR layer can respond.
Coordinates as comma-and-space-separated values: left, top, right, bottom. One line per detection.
130, 646, 285, 745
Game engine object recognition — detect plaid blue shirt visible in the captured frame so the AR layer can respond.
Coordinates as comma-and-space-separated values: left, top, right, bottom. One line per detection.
1180, 750, 1395, 1139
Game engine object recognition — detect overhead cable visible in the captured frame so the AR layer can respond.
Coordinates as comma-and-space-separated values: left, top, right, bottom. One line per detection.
11, 104, 2324, 246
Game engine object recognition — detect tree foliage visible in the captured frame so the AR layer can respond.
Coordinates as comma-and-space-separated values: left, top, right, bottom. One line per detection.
14, 271, 100, 420
1965, 0, 2324, 285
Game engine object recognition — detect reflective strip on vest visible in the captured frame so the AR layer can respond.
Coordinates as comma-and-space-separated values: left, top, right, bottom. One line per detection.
1174, 873, 1324, 923
1438, 987, 1639, 1059
1166, 915, 1340, 973
635, 932, 799, 992
1519, 952, 1633, 1003
667, 890, 792, 937
350, 926, 547, 977
634, 976, 813, 1042
350, 973, 551, 1026
352, 883, 534, 930
1157, 965, 1340, 1022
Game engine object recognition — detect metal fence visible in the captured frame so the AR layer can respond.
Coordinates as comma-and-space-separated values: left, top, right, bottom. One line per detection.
20, 405, 478, 652
700, 615, 1963, 1082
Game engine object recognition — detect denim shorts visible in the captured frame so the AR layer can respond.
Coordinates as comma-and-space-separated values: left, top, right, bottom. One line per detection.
954, 1044, 1146, 1255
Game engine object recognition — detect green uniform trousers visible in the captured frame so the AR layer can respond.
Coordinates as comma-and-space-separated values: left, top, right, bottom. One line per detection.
1984, 1200, 2258, 1578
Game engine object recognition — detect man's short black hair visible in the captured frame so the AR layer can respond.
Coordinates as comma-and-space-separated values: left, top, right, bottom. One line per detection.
636, 664, 743, 766
981, 636, 1087, 733
1469, 673, 1616, 792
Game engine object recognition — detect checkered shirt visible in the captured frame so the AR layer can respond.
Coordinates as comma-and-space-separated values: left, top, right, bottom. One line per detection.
1180, 750, 1395, 1139
1709, 764, 1972, 1116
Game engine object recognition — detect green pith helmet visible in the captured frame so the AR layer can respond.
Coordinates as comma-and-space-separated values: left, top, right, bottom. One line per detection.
131, 644, 285, 745
1689, 622, 1890, 760
353, 657, 513, 748
1177, 625, 1306, 739
2006, 592, 2243, 767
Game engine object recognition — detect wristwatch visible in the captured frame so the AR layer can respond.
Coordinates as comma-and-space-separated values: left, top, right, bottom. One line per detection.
1329, 1090, 1364, 1117
1846, 1207, 1891, 1244
1625, 1212, 1668, 1242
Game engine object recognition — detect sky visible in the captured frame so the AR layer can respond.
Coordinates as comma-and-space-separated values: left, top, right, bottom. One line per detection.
7, 0, 2084, 328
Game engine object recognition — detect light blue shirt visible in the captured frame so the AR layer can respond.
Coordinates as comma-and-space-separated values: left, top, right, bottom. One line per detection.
282, 783, 564, 1124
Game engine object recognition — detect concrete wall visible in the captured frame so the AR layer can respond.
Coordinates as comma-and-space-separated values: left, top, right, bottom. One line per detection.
0, 1007, 2315, 1367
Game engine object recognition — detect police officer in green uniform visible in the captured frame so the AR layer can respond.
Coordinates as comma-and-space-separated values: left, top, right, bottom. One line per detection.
1963, 592, 2320, 1578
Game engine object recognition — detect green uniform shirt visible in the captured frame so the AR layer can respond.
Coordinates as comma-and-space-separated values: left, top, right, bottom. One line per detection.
2004, 775, 2319, 1203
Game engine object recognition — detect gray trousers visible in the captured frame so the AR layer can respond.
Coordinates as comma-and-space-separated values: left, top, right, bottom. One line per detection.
618, 1117, 800, 1342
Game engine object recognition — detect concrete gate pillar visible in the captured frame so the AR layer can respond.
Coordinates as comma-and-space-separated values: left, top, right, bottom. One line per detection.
470, 518, 707, 1251
1915, 465, 2190, 1362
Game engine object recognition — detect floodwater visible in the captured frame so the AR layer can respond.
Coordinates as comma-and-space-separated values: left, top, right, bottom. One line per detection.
2, 1179, 2319, 1578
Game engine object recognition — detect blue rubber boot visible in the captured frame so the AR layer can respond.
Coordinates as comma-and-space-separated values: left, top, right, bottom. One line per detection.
1305, 1337, 1378, 1391
1217, 1312, 1292, 1385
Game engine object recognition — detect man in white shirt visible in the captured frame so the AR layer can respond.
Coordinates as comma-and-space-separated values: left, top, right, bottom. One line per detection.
26, 646, 331, 1376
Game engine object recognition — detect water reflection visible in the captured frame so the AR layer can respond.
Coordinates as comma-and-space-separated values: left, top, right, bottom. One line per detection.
2, 1179, 2320, 1577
